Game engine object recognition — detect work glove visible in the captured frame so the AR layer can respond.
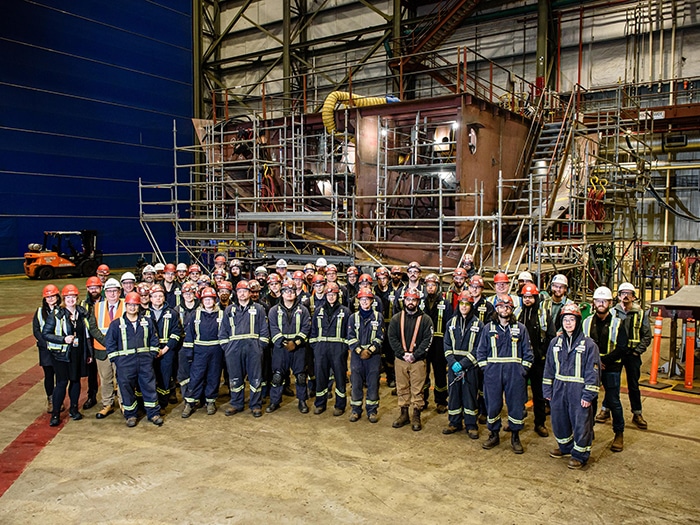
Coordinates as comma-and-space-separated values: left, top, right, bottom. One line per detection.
451, 361, 462, 374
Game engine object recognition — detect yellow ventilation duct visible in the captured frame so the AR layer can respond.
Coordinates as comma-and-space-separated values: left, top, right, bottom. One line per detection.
322, 91, 400, 137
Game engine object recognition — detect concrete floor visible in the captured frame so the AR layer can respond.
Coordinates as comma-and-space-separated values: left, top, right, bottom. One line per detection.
1, 275, 699, 524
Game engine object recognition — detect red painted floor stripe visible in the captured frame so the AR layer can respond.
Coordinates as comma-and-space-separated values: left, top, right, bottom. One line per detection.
0, 335, 37, 366
0, 413, 63, 498
0, 314, 32, 337
0, 365, 43, 413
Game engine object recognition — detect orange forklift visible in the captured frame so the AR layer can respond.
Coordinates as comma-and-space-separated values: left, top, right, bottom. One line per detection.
24, 230, 103, 279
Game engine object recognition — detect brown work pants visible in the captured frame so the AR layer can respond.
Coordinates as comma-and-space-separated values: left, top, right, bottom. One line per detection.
395, 357, 426, 411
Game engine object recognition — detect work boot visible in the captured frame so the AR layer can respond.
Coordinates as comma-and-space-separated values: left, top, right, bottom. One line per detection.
69, 406, 83, 421
392, 407, 410, 428
549, 448, 569, 459
534, 425, 549, 437
467, 428, 479, 440
47, 396, 53, 414
595, 409, 610, 423
442, 425, 461, 435
349, 412, 361, 422
313, 406, 326, 415
298, 400, 309, 414
511, 431, 524, 454
82, 396, 97, 410
224, 405, 239, 416
478, 413, 487, 425
411, 408, 422, 431
49, 415, 60, 427
632, 414, 648, 430
482, 431, 500, 450
265, 403, 280, 413
567, 458, 584, 470
206, 402, 217, 415
150, 415, 164, 426
181, 402, 194, 418
611, 432, 624, 452
368, 413, 378, 424
436, 404, 447, 414
333, 407, 344, 417
126, 417, 137, 428
95, 405, 114, 419
252, 408, 263, 418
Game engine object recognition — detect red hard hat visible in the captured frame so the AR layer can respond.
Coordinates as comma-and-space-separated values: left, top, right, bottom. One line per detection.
326, 264, 337, 272
521, 283, 539, 296
188, 264, 201, 274
312, 274, 327, 285
407, 261, 421, 271
235, 280, 249, 291
248, 281, 261, 292
267, 274, 281, 284
164, 263, 176, 273
125, 292, 141, 305
62, 284, 79, 297
357, 288, 374, 299
149, 284, 165, 296
453, 268, 467, 278
214, 253, 227, 261
560, 303, 582, 318
390, 266, 402, 274
458, 290, 474, 303
96, 264, 110, 276
359, 273, 373, 284
375, 267, 389, 277
293, 270, 305, 280
42, 284, 60, 298
137, 282, 152, 296
494, 272, 509, 284
85, 276, 102, 288
470, 275, 485, 287
325, 282, 340, 295
496, 295, 514, 307
281, 279, 295, 291
200, 287, 217, 299
213, 268, 227, 277
181, 282, 198, 294
424, 273, 439, 284
215, 281, 232, 291
404, 288, 420, 300
346, 266, 359, 276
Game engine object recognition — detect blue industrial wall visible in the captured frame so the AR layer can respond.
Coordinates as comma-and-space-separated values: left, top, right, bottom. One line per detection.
0, 0, 193, 274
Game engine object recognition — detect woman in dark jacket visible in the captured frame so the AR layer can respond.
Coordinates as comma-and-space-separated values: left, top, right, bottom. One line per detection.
33, 284, 61, 414
42, 284, 94, 426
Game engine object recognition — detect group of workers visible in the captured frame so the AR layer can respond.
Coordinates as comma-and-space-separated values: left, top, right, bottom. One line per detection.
33, 254, 651, 470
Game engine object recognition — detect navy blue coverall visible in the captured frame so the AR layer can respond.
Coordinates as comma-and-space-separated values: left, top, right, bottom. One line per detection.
347, 308, 384, 417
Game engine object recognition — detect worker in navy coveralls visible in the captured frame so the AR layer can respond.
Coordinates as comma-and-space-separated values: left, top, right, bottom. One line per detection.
543, 303, 601, 469
309, 282, 351, 416
347, 288, 384, 423
219, 280, 270, 418
267, 279, 312, 414
104, 291, 162, 427
476, 295, 533, 453
443, 291, 483, 439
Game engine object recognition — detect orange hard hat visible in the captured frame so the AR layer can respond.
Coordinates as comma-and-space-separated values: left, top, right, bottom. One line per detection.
85, 276, 102, 288
61, 284, 79, 297
125, 292, 141, 305
42, 284, 60, 298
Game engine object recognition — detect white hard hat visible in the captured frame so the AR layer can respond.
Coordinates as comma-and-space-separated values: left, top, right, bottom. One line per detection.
142, 264, 155, 274
518, 271, 534, 282
315, 257, 328, 267
255, 266, 268, 275
618, 282, 636, 295
551, 274, 568, 286
276, 259, 287, 268
593, 286, 613, 300
120, 272, 136, 282
154, 263, 165, 271
176, 263, 188, 272
104, 278, 122, 290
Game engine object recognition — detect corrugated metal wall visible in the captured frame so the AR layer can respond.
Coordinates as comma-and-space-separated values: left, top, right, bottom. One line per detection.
0, 0, 192, 273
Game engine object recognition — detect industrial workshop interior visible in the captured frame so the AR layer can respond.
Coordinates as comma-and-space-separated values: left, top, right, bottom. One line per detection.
1, 0, 699, 523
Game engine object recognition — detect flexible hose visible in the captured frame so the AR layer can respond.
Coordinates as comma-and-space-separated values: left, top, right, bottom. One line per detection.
322, 92, 399, 137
